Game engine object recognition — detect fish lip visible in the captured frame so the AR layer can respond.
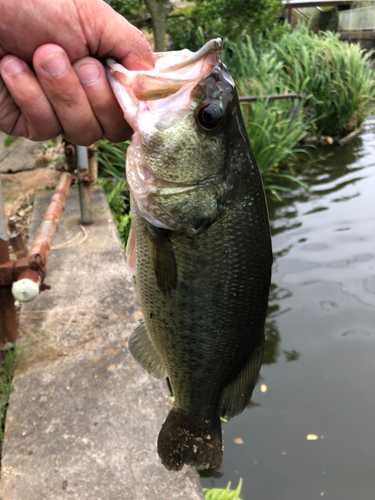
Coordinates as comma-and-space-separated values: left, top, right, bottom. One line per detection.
105, 38, 222, 77
156, 38, 222, 74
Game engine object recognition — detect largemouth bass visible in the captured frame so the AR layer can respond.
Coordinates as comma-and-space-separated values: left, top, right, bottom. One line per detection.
106, 39, 272, 471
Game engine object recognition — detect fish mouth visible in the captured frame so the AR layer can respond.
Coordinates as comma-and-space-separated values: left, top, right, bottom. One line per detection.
105, 39, 226, 131
154, 38, 222, 74
106, 38, 222, 101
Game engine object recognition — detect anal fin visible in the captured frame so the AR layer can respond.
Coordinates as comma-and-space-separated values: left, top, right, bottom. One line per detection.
221, 337, 264, 418
147, 225, 177, 296
128, 318, 167, 379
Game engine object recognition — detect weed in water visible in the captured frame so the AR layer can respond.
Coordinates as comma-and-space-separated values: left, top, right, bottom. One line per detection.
203, 478, 243, 500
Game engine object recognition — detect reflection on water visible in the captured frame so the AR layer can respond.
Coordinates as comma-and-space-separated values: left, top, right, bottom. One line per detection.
199, 119, 375, 498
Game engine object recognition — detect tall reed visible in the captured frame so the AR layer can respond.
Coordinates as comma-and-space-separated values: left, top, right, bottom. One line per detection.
273, 26, 375, 136
223, 36, 311, 194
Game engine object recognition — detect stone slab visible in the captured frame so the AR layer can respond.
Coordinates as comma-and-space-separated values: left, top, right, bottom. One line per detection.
0, 186, 204, 500
0, 132, 45, 174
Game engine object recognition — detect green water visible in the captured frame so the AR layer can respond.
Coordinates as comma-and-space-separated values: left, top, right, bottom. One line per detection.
199, 119, 375, 499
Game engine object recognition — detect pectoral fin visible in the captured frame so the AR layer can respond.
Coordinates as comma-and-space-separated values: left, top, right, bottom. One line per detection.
128, 318, 167, 379
125, 226, 136, 277
221, 338, 264, 418
147, 226, 177, 296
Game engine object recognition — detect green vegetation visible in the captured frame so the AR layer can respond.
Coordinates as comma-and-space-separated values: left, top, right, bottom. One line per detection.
225, 26, 375, 141
100, 178, 131, 248
3, 135, 18, 147
167, 0, 282, 51
223, 36, 310, 186
96, 138, 131, 248
203, 479, 243, 500
272, 26, 375, 136
109, 0, 148, 19
0, 348, 19, 443
213, 25, 375, 196
95, 138, 129, 181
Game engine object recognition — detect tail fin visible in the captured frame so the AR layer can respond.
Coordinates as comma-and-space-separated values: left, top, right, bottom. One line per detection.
157, 408, 222, 471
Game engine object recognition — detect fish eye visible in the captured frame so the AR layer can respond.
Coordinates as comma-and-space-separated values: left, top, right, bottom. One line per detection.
197, 103, 223, 132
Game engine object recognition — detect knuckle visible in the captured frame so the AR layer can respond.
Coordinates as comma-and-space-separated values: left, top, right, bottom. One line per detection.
63, 131, 102, 148
105, 128, 131, 144
29, 127, 62, 142
0, 89, 19, 135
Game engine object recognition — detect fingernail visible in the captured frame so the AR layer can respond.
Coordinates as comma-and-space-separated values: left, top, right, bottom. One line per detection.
40, 52, 67, 76
76, 63, 101, 85
123, 54, 154, 71
4, 57, 26, 76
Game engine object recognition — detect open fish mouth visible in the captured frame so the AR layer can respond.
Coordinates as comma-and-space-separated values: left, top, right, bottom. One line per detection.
106, 38, 222, 103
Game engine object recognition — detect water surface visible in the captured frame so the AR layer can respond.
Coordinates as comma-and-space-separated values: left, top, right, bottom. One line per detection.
199, 119, 375, 499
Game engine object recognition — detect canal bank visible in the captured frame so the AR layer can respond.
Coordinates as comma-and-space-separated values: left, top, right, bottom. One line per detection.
0, 187, 203, 500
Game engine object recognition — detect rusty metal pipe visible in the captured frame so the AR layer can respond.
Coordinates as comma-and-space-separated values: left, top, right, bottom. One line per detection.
13, 171, 72, 301
11, 172, 72, 304
239, 93, 305, 102
27, 171, 72, 265
0, 178, 17, 347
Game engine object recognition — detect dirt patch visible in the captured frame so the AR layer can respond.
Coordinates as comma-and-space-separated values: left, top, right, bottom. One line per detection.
1, 138, 64, 248
2, 168, 60, 218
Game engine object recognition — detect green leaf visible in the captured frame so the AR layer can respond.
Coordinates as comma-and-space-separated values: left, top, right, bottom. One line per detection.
203, 478, 243, 500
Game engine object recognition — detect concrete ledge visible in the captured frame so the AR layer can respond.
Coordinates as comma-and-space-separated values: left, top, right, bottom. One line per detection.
339, 30, 375, 40
0, 132, 45, 174
0, 186, 203, 500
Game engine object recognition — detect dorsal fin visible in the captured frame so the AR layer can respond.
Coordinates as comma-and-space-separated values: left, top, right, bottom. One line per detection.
221, 338, 264, 418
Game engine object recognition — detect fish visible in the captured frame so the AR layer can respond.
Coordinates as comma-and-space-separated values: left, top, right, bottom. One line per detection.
106, 39, 272, 471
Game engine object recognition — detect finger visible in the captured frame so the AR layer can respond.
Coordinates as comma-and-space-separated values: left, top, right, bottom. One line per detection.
0, 69, 21, 136
0, 56, 62, 140
89, 2, 155, 70
73, 57, 132, 143
33, 44, 103, 146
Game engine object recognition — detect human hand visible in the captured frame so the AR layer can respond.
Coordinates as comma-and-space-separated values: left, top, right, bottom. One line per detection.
0, 0, 154, 145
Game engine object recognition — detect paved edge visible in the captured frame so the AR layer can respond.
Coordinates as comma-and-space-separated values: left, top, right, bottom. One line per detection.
0, 132, 45, 174
0, 186, 204, 500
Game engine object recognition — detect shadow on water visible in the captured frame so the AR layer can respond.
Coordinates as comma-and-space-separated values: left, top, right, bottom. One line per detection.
199, 120, 375, 498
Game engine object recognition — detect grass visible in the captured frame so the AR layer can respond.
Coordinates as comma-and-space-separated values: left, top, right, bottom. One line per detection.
95, 138, 129, 181
222, 35, 312, 195
218, 26, 375, 194
3, 135, 18, 147
96, 138, 132, 247
203, 479, 243, 500
224, 26, 375, 140
99, 178, 131, 248
273, 26, 375, 136
0, 347, 20, 443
